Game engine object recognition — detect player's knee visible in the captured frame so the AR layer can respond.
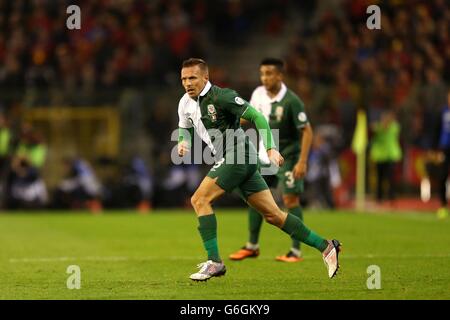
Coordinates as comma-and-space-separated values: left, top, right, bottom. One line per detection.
191, 193, 209, 210
190, 194, 200, 209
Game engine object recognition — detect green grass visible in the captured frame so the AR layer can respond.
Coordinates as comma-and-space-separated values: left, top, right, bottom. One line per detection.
0, 209, 448, 300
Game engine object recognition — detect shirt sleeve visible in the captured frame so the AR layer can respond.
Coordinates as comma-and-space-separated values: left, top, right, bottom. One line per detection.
218, 89, 252, 118
178, 127, 194, 147
241, 106, 275, 150
249, 90, 258, 111
178, 98, 193, 129
290, 98, 309, 129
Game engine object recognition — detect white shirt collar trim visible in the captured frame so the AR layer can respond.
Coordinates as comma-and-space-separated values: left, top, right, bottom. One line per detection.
199, 81, 212, 97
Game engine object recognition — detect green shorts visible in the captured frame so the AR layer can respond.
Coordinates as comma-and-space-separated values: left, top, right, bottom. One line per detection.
207, 159, 269, 200
261, 157, 304, 194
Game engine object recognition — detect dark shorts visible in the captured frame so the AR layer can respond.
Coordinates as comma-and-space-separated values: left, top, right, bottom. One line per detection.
207, 159, 269, 200
261, 157, 304, 194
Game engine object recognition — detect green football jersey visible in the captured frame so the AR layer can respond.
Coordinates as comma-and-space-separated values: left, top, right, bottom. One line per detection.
178, 81, 257, 162
198, 86, 247, 132
267, 89, 308, 159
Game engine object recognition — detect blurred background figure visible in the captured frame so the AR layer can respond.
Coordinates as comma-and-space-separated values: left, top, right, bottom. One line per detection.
115, 157, 154, 213
52, 157, 103, 213
433, 88, 450, 219
162, 163, 202, 208
0, 113, 11, 170
304, 126, 342, 209
369, 110, 402, 205
0, 113, 12, 207
6, 125, 48, 209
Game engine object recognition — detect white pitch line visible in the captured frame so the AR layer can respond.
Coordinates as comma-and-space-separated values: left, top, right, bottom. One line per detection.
8, 253, 450, 263
9, 256, 129, 263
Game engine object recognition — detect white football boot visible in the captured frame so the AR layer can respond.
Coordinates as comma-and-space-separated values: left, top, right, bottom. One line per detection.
322, 239, 342, 278
190, 260, 226, 281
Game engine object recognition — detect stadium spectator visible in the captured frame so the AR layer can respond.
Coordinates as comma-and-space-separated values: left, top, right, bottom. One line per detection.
117, 157, 154, 213
162, 163, 202, 207
433, 88, 450, 219
6, 125, 48, 209
52, 157, 103, 213
423, 68, 448, 139
0, 113, 11, 176
369, 110, 402, 204
0, 113, 12, 207
304, 131, 339, 209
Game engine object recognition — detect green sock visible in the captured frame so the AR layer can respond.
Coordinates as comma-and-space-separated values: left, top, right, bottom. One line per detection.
288, 206, 303, 250
281, 213, 328, 252
197, 214, 221, 262
248, 207, 263, 245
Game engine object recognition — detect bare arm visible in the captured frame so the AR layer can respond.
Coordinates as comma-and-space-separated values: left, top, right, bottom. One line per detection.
293, 124, 313, 179
241, 106, 284, 166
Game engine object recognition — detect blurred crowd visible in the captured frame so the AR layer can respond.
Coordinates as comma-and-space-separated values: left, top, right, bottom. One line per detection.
282, 0, 449, 208
0, 0, 286, 107
284, 0, 449, 149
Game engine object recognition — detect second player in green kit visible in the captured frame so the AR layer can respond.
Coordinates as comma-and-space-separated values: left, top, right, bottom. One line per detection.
229, 58, 314, 263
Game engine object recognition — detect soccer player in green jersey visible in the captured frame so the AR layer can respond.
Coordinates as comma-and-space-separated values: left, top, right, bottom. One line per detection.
229, 58, 312, 263
177, 58, 341, 281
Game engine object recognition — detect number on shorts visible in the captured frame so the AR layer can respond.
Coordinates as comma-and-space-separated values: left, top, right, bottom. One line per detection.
285, 171, 295, 188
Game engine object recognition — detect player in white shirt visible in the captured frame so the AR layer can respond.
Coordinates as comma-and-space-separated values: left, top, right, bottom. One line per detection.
229, 58, 314, 263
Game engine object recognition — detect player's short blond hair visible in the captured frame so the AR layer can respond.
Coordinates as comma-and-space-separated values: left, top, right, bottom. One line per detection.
182, 58, 208, 73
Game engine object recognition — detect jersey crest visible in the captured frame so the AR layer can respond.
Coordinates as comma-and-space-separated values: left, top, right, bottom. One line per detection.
207, 104, 217, 122
275, 105, 284, 121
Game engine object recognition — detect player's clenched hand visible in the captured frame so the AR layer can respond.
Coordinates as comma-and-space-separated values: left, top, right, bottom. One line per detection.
267, 148, 284, 167
178, 141, 190, 156
293, 161, 307, 179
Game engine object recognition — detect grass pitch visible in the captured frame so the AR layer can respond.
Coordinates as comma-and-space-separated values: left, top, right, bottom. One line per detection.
0, 209, 448, 300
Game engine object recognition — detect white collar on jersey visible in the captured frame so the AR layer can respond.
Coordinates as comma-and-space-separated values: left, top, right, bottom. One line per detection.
268, 82, 287, 103
199, 81, 212, 97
